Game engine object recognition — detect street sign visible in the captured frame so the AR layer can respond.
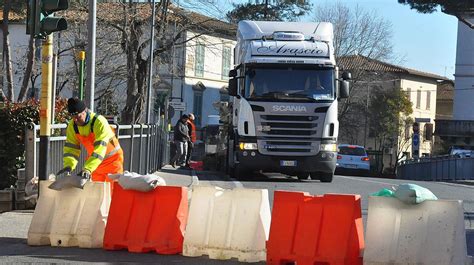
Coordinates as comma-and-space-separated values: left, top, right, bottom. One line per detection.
412, 133, 420, 159
413, 133, 420, 147
415, 117, 431, 123
169, 101, 186, 111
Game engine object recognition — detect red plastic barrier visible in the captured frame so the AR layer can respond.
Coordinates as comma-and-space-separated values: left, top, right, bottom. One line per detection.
267, 191, 364, 265
103, 183, 188, 254
189, 161, 203, 171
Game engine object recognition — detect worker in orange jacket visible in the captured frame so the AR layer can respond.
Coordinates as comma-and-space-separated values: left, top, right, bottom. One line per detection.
185, 113, 197, 168
53, 98, 124, 188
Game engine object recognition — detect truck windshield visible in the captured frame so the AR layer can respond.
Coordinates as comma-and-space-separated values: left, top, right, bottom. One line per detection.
244, 66, 335, 101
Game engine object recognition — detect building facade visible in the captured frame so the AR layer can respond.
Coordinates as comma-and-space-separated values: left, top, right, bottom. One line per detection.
1, 5, 236, 131
339, 55, 451, 172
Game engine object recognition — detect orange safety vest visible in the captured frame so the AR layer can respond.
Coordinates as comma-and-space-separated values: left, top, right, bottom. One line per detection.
73, 116, 124, 182
187, 120, 197, 143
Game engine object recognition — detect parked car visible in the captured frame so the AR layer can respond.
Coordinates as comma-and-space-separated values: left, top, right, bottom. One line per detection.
336, 144, 370, 175
449, 146, 474, 158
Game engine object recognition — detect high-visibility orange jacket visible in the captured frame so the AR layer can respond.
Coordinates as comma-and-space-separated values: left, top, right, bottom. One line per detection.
187, 120, 196, 143
63, 112, 124, 182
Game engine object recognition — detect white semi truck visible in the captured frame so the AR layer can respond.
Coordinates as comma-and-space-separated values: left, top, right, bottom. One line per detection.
226, 20, 351, 182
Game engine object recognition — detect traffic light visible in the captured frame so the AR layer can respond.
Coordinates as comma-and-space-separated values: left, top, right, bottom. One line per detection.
26, 0, 69, 38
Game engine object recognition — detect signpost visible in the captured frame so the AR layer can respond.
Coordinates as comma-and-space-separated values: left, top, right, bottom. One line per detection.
169, 101, 186, 111
412, 122, 420, 159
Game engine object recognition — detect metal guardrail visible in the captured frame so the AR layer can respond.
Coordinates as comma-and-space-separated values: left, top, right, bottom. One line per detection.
397, 156, 474, 181
24, 123, 170, 181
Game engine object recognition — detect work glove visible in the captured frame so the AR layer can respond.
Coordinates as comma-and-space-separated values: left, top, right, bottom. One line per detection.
75, 170, 91, 189
48, 170, 91, 191
56, 167, 71, 177
78, 170, 91, 180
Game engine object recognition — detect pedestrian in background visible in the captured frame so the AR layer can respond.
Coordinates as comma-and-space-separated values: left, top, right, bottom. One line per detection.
170, 114, 190, 168
185, 113, 197, 168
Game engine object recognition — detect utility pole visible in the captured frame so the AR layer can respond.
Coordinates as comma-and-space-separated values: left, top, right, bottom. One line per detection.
38, 35, 53, 181
86, 0, 97, 111
145, 0, 157, 173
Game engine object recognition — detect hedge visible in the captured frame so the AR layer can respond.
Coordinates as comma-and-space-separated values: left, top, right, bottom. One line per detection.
0, 98, 70, 189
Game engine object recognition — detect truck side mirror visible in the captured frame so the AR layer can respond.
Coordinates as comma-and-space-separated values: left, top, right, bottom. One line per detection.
229, 69, 237, 78
339, 80, 350, 99
342, 72, 352, 80
228, 78, 238, 96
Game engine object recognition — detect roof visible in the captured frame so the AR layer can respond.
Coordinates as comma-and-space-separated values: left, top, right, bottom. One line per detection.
0, 11, 25, 23
338, 55, 451, 81
63, 3, 236, 39
0, 4, 236, 39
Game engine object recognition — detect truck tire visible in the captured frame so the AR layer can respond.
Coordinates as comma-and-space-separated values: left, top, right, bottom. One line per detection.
319, 172, 334, 183
309, 172, 333, 183
230, 163, 246, 180
297, 174, 309, 180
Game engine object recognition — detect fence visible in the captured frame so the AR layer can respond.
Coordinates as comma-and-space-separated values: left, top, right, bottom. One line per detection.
24, 123, 170, 182
397, 156, 474, 181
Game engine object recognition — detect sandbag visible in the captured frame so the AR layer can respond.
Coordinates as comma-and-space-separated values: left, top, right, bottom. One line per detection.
108, 171, 166, 192
393, 183, 438, 204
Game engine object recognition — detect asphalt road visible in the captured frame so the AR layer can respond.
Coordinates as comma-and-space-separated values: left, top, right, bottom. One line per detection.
1, 166, 473, 264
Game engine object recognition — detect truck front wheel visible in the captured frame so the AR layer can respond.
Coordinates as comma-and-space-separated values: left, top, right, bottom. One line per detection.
230, 163, 247, 180
297, 174, 309, 180
319, 172, 334, 183
310, 172, 334, 183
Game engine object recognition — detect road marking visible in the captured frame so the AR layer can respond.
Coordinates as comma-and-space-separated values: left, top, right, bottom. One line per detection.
337, 175, 397, 186
189, 170, 199, 187
438, 182, 474, 189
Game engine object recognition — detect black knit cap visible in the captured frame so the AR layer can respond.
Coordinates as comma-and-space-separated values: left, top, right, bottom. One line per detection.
181, 114, 189, 119
67, 97, 86, 115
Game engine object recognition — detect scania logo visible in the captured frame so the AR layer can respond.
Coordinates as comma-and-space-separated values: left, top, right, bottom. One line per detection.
272, 105, 307, 112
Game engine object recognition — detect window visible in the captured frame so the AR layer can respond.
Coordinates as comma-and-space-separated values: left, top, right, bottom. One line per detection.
416, 90, 421, 109
222, 46, 231, 80
426, 91, 431, 110
195, 43, 205, 77
406, 88, 411, 100
192, 82, 206, 127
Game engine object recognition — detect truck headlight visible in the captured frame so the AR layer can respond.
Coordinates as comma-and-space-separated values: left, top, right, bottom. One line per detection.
320, 143, 337, 152
239, 142, 258, 150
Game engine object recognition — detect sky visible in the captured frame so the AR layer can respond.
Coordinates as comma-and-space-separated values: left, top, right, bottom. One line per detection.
328, 0, 458, 79
179, 0, 458, 79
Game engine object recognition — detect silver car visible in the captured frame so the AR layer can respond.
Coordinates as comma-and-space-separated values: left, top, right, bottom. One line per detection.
336, 144, 370, 175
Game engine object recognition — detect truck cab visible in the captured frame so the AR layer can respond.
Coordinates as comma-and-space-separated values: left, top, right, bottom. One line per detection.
226, 20, 350, 182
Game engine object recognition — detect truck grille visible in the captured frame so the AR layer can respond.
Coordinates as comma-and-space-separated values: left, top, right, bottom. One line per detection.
257, 114, 320, 156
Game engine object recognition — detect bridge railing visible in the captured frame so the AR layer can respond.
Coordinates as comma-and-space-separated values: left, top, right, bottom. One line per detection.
24, 123, 170, 182
397, 156, 474, 181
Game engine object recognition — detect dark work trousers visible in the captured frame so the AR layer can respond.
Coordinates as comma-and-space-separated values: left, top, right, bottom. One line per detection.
186, 141, 194, 166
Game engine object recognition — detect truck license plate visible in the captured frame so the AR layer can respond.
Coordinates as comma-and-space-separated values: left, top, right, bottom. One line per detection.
280, 160, 297, 166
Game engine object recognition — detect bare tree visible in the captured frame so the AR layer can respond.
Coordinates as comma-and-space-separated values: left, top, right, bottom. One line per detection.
313, 2, 396, 143
17, 35, 36, 102
314, 2, 394, 61
2, 0, 14, 101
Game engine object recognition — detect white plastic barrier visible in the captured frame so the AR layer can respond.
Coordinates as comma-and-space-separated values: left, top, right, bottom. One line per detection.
27, 180, 111, 248
364, 196, 468, 265
183, 186, 271, 262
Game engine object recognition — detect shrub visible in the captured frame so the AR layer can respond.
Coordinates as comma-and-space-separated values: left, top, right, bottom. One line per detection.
0, 98, 70, 189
